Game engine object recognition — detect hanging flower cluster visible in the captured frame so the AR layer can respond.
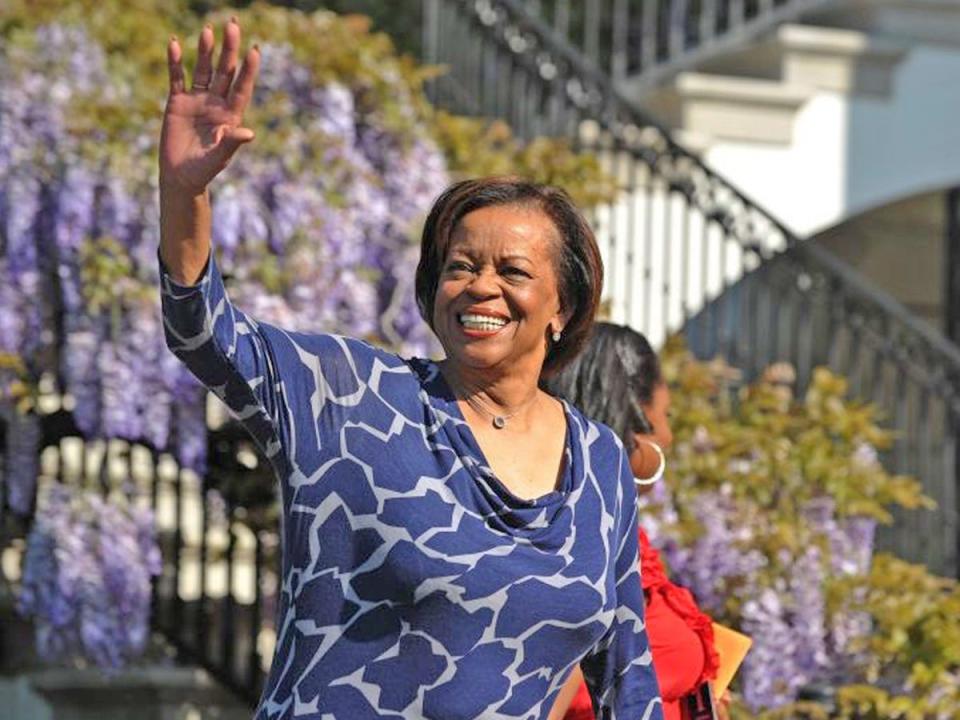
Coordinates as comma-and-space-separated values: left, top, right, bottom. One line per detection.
17, 484, 162, 669
645, 345, 948, 715
645, 482, 876, 709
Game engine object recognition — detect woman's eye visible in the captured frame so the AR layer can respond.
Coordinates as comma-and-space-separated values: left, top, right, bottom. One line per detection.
446, 261, 472, 273
502, 266, 530, 278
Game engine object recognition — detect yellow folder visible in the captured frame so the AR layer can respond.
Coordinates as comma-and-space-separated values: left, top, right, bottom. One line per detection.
710, 623, 753, 698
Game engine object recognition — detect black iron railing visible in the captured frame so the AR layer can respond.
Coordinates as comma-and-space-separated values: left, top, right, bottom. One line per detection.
947, 188, 960, 347
516, 0, 830, 90
0, 403, 274, 706
423, 0, 960, 577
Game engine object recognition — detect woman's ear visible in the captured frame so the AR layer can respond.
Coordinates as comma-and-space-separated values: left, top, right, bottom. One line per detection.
552, 303, 573, 338
549, 302, 569, 340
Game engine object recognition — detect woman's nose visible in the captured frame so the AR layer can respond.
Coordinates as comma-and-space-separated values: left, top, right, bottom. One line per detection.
662, 428, 674, 450
465, 269, 500, 297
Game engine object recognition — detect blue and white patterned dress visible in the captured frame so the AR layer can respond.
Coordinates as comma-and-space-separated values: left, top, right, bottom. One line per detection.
160, 250, 663, 720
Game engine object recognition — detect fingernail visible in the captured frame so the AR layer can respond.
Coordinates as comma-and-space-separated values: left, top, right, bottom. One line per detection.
170, 34, 178, 43
252, 43, 260, 52
204, 23, 213, 30
230, 15, 238, 24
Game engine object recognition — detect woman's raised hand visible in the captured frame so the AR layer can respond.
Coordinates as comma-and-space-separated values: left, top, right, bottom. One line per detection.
160, 19, 260, 195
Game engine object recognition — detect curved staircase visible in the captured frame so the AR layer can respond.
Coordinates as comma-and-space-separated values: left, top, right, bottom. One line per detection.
423, 0, 960, 577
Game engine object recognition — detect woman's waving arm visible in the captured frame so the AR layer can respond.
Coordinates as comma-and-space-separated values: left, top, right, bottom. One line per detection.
158, 20, 293, 459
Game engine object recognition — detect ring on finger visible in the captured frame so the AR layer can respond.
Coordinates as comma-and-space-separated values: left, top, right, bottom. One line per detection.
193, 76, 213, 91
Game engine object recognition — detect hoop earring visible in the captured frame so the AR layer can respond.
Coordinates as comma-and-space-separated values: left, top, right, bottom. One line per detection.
633, 439, 665, 486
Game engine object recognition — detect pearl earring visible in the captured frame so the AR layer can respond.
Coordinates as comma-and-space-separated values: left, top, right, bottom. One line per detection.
551, 329, 562, 342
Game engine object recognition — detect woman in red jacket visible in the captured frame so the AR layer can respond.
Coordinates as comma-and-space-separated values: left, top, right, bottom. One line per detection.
546, 323, 729, 720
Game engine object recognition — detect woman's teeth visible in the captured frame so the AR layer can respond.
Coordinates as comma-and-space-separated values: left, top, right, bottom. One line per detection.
459, 313, 507, 331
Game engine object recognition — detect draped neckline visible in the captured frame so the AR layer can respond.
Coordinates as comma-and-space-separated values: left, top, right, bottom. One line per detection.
408, 357, 577, 538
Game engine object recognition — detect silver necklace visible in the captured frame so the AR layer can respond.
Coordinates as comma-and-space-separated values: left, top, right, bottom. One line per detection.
447, 374, 538, 430
462, 393, 525, 429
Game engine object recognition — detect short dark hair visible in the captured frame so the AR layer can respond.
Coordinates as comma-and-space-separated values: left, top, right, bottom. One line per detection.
544, 322, 661, 449
415, 176, 603, 378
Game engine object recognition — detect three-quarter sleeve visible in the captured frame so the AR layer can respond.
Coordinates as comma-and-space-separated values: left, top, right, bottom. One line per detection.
159, 249, 288, 462
580, 453, 664, 720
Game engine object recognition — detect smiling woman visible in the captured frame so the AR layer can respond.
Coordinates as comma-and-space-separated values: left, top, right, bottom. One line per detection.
413, 179, 605, 503
416, 177, 603, 380
158, 18, 663, 720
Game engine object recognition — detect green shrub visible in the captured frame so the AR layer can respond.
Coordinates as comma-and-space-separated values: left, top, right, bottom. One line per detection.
653, 339, 958, 717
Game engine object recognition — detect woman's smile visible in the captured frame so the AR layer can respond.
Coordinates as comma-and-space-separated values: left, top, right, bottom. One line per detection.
457, 307, 511, 337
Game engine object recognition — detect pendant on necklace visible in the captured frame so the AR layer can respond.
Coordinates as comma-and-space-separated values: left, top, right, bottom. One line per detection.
492, 416, 507, 429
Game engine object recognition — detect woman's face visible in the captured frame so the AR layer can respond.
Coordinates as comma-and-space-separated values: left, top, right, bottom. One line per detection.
629, 382, 673, 479
432, 204, 567, 378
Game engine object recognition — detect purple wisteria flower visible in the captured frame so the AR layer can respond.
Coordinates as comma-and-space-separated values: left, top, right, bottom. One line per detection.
0, 22, 449, 493
656, 488, 767, 615
1, 8, 457, 678
0, 403, 40, 515
645, 475, 879, 712
740, 586, 805, 708
803, 496, 876, 669
17, 483, 162, 668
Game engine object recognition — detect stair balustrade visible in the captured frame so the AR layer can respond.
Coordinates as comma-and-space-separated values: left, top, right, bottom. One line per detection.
0, 403, 273, 706
423, 0, 960, 577
513, 0, 832, 91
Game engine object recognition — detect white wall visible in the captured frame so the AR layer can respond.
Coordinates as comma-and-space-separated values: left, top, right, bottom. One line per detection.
700, 43, 960, 237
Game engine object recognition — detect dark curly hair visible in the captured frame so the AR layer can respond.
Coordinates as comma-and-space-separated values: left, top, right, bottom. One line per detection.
544, 322, 661, 450
415, 176, 603, 378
